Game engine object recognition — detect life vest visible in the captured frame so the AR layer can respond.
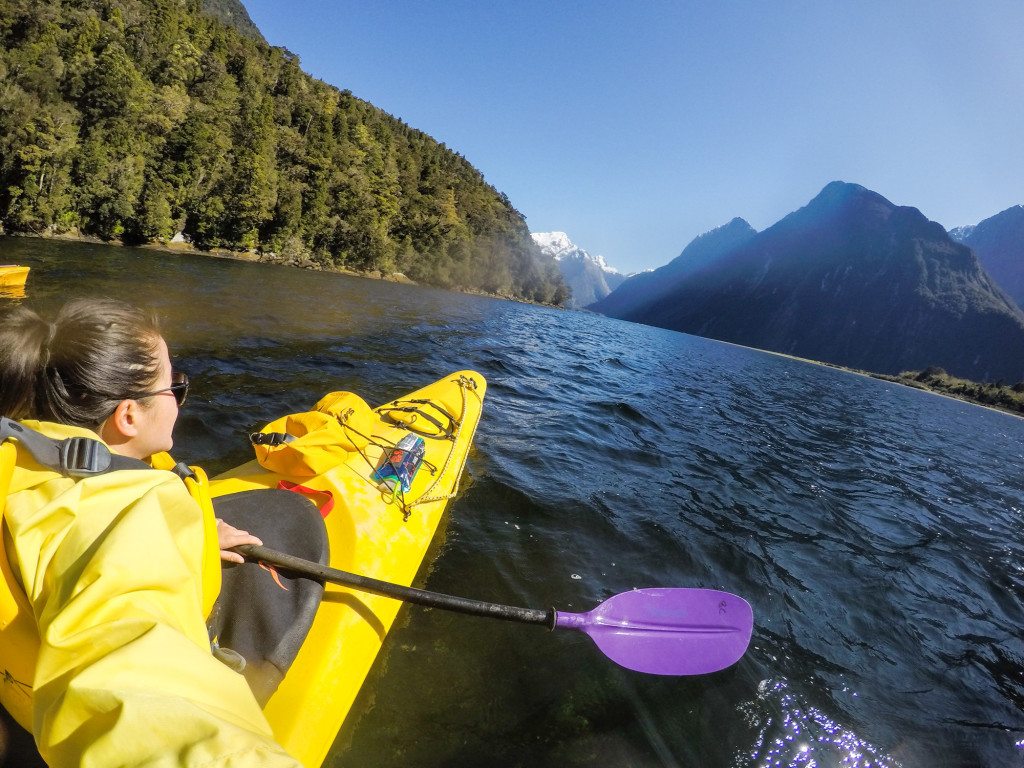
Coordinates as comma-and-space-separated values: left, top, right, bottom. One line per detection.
0, 419, 296, 768
0, 418, 221, 730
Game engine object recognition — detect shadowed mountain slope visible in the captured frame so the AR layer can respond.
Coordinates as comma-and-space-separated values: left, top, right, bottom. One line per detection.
599, 182, 1024, 382
949, 205, 1024, 310
589, 217, 756, 317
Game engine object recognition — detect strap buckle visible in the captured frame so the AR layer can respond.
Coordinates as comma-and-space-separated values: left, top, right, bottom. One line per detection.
1, 416, 152, 477
250, 432, 296, 447
1, 417, 113, 478
57, 437, 112, 477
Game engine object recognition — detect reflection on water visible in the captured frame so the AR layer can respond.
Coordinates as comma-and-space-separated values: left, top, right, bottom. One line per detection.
2, 237, 1023, 768
740, 679, 898, 768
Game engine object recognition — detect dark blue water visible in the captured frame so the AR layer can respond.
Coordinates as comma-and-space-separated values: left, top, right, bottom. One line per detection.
3, 237, 1022, 768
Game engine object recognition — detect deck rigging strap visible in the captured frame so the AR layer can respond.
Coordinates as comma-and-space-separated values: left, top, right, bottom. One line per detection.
400, 374, 483, 511
376, 398, 459, 440
342, 374, 483, 520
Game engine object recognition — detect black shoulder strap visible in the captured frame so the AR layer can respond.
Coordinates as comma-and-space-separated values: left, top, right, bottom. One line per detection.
0, 416, 149, 477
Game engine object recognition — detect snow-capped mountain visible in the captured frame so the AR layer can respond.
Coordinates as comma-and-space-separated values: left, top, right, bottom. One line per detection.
532, 231, 621, 273
532, 232, 627, 308
948, 224, 976, 242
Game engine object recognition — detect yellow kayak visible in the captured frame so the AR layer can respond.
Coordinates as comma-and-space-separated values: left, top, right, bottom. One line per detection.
0, 266, 29, 288
0, 369, 483, 764
0, 265, 29, 298
209, 370, 486, 767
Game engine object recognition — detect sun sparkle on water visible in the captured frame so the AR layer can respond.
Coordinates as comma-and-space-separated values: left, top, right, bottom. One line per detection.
740, 679, 899, 768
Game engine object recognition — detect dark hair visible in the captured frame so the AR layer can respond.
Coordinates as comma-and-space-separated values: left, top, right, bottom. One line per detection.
0, 298, 163, 427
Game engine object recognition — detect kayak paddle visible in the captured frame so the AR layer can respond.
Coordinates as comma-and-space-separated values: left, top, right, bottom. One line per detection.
234, 544, 753, 676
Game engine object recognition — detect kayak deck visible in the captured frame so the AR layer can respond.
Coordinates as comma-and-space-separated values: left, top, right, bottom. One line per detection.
209, 370, 486, 767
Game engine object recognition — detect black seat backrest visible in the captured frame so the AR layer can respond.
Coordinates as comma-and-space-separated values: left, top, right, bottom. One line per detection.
207, 489, 329, 705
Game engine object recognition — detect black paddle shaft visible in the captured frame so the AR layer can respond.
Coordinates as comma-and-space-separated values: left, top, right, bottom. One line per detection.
235, 544, 555, 628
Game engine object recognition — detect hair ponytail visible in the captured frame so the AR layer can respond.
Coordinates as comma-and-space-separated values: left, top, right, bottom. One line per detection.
0, 299, 163, 427
0, 306, 53, 420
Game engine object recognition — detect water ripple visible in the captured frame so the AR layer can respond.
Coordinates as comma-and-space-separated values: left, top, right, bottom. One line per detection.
6, 238, 1023, 768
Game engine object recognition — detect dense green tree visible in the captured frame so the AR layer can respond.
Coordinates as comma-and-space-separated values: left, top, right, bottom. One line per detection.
0, 0, 566, 303
136, 173, 174, 241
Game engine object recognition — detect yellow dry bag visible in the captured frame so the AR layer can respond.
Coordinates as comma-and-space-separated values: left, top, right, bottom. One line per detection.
251, 391, 375, 476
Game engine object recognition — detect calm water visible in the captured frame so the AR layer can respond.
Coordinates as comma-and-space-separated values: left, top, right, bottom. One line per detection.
3, 237, 1022, 768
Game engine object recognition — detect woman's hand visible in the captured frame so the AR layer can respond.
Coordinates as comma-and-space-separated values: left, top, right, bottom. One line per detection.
216, 518, 263, 564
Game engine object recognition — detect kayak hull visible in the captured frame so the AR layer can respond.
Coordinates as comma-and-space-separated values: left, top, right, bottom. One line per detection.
209, 370, 486, 767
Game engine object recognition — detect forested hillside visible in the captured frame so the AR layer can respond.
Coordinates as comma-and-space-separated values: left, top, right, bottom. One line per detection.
0, 0, 567, 303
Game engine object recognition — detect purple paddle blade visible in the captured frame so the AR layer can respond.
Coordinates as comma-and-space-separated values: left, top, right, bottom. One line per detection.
554, 588, 753, 675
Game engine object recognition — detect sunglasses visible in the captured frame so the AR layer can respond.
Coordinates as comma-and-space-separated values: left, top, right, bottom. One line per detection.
133, 370, 190, 407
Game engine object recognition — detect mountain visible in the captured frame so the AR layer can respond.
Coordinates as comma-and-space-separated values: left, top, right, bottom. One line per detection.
589, 217, 756, 317
949, 205, 1024, 309
0, 0, 566, 304
531, 232, 626, 308
200, 0, 265, 42
597, 182, 1024, 382
948, 224, 975, 241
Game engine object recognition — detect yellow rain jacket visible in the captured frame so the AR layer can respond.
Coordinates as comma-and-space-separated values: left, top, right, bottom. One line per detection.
0, 421, 300, 767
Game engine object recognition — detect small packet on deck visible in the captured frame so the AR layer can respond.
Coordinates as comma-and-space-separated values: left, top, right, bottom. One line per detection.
372, 434, 426, 495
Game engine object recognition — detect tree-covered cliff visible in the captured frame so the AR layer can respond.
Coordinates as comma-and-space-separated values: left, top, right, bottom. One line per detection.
0, 0, 567, 303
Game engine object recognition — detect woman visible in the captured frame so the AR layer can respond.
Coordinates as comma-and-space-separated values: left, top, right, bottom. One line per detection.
0, 298, 299, 767
0, 297, 260, 562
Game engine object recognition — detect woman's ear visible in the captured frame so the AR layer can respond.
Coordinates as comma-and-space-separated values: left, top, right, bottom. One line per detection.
99, 399, 141, 447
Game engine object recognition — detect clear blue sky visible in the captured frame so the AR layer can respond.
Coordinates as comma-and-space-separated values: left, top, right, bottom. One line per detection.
243, 1, 1024, 273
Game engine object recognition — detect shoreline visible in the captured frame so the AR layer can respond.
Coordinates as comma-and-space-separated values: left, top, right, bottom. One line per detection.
1, 230, 565, 307
6, 230, 1014, 416
5, 229, 417, 284
863, 371, 1024, 420
712, 337, 1024, 420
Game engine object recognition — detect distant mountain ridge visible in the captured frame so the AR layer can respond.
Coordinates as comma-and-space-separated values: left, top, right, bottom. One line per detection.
532, 232, 627, 308
594, 182, 1024, 382
949, 205, 1024, 310
589, 217, 756, 318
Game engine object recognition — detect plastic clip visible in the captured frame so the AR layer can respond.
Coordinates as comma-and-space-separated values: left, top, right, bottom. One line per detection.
58, 437, 112, 477
250, 432, 296, 446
